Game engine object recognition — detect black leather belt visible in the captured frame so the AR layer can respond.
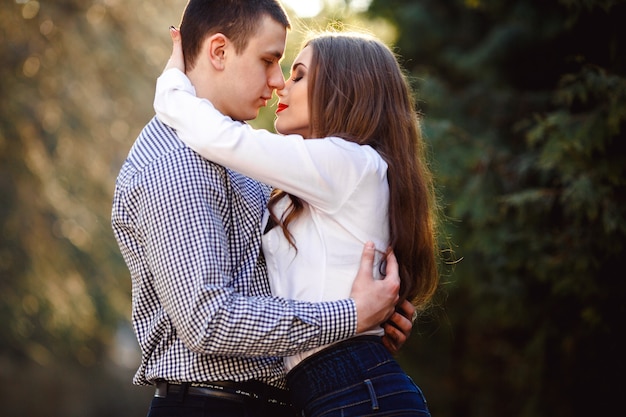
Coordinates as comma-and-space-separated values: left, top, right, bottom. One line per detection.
154, 380, 291, 406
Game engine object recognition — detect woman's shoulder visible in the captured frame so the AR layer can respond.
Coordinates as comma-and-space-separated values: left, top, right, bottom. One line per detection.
324, 137, 387, 170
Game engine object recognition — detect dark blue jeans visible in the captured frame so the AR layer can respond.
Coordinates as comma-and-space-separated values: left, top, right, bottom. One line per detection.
286, 336, 431, 417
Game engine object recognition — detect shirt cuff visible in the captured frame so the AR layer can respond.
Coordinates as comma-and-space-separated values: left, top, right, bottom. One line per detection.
158, 68, 196, 95
316, 299, 357, 346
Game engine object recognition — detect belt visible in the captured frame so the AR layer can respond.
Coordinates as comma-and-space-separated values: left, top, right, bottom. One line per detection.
154, 380, 291, 407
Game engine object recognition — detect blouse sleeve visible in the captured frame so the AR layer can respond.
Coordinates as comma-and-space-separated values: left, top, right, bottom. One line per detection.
154, 69, 386, 212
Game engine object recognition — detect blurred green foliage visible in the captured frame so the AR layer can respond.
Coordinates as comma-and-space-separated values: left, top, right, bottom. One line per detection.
1, 0, 624, 416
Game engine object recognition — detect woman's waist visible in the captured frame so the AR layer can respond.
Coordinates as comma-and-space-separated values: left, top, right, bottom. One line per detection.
285, 334, 400, 401
286, 331, 387, 372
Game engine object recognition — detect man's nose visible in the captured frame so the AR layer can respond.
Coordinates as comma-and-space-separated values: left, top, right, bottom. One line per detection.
269, 66, 286, 90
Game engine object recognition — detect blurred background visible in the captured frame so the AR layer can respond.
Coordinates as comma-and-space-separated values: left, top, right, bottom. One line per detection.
1, 0, 624, 416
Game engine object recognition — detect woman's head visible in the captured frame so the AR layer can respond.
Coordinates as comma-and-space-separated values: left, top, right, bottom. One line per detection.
276, 32, 415, 145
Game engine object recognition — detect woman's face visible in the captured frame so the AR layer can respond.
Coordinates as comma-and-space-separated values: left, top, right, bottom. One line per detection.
274, 45, 313, 138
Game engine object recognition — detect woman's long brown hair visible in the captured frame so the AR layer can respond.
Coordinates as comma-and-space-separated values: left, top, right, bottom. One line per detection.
268, 32, 439, 309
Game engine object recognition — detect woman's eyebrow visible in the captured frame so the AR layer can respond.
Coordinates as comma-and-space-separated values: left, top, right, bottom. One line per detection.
291, 62, 307, 71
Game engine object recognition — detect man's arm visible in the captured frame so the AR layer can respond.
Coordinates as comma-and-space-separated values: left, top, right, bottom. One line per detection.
137, 154, 358, 356
143, 163, 399, 357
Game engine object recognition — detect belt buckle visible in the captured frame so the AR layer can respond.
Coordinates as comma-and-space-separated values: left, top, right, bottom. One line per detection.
154, 380, 168, 398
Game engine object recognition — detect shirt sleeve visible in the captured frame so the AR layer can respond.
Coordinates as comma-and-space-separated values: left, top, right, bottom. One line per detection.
153, 69, 386, 213
118, 147, 356, 358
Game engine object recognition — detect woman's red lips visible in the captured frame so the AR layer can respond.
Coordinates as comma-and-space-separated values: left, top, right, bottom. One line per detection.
277, 103, 289, 113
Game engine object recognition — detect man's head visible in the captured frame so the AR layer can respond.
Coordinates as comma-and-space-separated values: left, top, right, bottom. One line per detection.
179, 0, 291, 121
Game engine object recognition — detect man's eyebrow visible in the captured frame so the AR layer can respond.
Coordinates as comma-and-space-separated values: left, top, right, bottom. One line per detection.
268, 50, 283, 60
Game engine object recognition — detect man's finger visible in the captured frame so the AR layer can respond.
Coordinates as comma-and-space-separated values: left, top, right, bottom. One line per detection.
353, 241, 376, 287
360, 241, 376, 273
396, 299, 416, 322
381, 322, 403, 355
384, 249, 399, 284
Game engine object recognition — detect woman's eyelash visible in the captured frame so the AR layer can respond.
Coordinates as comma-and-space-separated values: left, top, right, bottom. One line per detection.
292, 75, 303, 82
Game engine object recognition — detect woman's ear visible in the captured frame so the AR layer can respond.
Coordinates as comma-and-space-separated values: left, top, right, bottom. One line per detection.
205, 33, 228, 70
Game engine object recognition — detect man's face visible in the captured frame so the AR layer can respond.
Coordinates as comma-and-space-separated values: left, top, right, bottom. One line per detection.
218, 15, 287, 121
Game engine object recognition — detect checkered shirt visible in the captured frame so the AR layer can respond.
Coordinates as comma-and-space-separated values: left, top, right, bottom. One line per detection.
111, 117, 356, 388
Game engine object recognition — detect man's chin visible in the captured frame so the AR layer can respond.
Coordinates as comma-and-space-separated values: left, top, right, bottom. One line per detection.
232, 109, 259, 122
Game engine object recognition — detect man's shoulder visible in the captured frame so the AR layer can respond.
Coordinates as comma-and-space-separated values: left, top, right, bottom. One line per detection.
114, 118, 230, 194
128, 117, 228, 172
132, 117, 184, 162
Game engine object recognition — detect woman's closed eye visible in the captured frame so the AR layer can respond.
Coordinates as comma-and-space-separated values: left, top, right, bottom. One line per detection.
291, 69, 305, 82
290, 67, 305, 82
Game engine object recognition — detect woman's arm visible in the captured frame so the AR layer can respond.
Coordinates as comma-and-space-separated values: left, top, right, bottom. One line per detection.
154, 68, 385, 211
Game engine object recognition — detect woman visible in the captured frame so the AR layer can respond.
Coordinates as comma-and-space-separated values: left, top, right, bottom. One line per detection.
155, 27, 438, 417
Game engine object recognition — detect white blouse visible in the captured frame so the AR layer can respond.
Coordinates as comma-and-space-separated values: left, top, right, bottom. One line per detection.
154, 69, 390, 371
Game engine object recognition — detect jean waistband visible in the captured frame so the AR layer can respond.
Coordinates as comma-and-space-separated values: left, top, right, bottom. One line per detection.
286, 335, 394, 408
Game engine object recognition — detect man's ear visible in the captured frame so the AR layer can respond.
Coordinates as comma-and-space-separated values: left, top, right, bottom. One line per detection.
205, 33, 228, 70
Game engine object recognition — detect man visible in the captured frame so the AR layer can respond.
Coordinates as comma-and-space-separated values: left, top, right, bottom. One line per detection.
112, 1, 413, 416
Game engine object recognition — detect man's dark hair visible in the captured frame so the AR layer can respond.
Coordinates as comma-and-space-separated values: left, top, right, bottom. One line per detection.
180, 0, 291, 71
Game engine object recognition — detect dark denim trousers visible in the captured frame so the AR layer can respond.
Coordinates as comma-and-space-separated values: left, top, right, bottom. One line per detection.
286, 336, 431, 417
